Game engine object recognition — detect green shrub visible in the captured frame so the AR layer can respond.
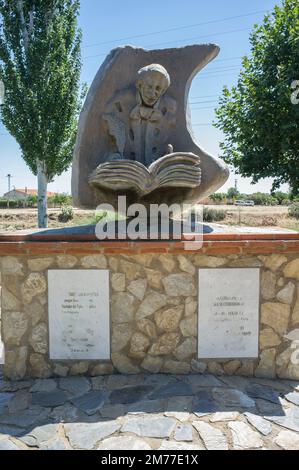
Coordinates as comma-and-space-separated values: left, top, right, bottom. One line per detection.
210, 192, 226, 202
288, 203, 299, 219
0, 199, 21, 208
0, 199, 8, 208
203, 207, 226, 222
273, 192, 291, 205
26, 194, 38, 207
281, 199, 291, 206
58, 205, 74, 222
49, 193, 73, 207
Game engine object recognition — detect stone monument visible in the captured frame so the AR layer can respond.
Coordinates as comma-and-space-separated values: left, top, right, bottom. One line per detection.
2, 43, 297, 383
72, 44, 229, 209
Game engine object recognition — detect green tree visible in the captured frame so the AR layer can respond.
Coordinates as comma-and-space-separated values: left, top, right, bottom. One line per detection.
26, 193, 38, 207
49, 192, 72, 207
0, 0, 83, 227
273, 191, 290, 205
215, 0, 299, 195
210, 192, 225, 202
227, 187, 239, 199
250, 192, 278, 206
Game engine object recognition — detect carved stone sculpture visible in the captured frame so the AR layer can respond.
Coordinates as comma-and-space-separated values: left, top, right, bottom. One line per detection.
102, 63, 175, 166
72, 45, 229, 209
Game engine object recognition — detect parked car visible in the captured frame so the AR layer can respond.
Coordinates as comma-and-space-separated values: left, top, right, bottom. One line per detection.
234, 200, 255, 206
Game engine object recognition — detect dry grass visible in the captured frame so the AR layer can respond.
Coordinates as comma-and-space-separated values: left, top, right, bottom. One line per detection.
0, 208, 95, 232
207, 205, 298, 232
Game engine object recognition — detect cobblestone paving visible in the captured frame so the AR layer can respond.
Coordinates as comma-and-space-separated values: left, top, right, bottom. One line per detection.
0, 372, 299, 450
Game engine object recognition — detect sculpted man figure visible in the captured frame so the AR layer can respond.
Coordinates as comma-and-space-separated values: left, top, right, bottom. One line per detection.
103, 64, 176, 166
89, 63, 202, 197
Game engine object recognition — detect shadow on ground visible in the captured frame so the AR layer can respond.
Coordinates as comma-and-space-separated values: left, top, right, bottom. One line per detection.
0, 372, 299, 450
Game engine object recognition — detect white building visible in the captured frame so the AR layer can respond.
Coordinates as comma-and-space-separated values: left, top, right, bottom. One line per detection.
2, 188, 56, 201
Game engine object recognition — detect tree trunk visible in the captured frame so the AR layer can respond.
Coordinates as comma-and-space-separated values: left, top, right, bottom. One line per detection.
17, 0, 29, 51
37, 160, 48, 228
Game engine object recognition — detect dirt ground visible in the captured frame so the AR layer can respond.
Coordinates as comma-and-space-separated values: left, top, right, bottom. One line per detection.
0, 205, 297, 232
215, 205, 298, 231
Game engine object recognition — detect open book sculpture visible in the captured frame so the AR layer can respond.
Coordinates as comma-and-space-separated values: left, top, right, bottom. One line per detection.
72, 45, 229, 209
89, 153, 201, 196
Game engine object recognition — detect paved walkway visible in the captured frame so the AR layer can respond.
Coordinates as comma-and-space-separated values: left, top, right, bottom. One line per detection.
0, 372, 299, 450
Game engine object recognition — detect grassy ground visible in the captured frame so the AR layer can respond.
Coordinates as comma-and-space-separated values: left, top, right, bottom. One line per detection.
0, 205, 297, 232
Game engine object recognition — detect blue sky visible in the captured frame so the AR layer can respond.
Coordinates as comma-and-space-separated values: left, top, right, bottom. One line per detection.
0, 0, 288, 196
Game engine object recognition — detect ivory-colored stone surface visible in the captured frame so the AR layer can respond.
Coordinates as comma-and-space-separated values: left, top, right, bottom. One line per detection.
260, 328, 281, 349
261, 302, 290, 335
1, 252, 299, 379
283, 259, 299, 280
261, 271, 276, 300
276, 282, 295, 304
155, 306, 184, 332
259, 254, 287, 272
129, 332, 150, 359
292, 288, 299, 325
27, 257, 54, 272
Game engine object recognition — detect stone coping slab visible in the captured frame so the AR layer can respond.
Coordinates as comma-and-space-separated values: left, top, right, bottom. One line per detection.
0, 223, 297, 240
0, 225, 298, 256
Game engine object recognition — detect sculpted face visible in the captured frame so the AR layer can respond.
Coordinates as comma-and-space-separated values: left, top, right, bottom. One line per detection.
137, 70, 169, 107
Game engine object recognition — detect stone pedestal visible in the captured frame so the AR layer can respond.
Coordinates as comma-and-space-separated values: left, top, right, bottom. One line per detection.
0, 227, 298, 380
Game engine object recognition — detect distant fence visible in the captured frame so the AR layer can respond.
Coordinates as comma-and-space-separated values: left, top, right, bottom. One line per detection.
0, 199, 73, 209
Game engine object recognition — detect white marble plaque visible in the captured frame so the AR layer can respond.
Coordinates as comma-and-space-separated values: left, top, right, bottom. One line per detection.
48, 270, 110, 360
198, 268, 259, 359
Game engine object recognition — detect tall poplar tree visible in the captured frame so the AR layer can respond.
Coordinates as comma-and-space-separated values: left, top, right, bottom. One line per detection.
0, 0, 82, 227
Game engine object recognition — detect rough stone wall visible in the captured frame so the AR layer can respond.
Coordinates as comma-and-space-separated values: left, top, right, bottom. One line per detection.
0, 270, 3, 364
0, 252, 298, 380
